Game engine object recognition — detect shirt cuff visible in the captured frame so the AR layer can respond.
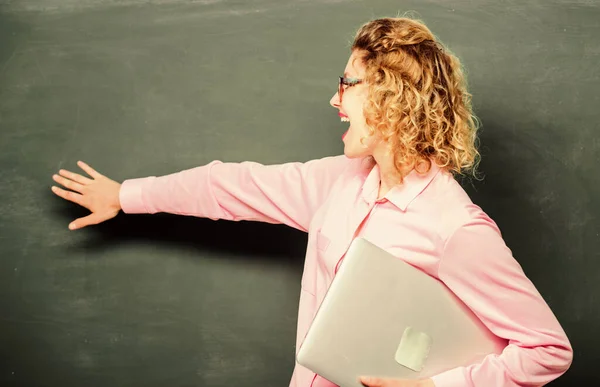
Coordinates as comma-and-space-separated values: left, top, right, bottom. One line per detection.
430, 367, 467, 387
119, 177, 154, 214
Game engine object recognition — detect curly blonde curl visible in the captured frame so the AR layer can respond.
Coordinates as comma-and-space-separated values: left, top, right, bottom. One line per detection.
352, 17, 481, 181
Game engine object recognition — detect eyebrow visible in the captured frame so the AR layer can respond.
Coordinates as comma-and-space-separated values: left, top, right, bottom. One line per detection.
343, 72, 361, 80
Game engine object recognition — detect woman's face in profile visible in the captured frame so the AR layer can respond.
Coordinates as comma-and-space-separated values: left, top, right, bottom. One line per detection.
330, 50, 380, 159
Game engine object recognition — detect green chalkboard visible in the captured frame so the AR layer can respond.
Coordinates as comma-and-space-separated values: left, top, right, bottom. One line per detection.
0, 0, 598, 386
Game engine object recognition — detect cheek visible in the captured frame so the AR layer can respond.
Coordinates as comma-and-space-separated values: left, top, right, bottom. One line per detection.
348, 106, 368, 134
344, 99, 366, 123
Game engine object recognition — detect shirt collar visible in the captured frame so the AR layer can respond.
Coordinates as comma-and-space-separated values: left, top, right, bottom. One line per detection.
360, 160, 441, 211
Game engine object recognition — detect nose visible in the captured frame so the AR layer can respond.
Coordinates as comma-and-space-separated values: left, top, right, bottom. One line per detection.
330, 91, 340, 108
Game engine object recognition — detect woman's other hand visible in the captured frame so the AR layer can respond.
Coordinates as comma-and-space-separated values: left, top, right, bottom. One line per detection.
359, 376, 435, 387
51, 160, 122, 230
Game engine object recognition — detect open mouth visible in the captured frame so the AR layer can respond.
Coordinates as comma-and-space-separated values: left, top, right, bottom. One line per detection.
339, 113, 350, 140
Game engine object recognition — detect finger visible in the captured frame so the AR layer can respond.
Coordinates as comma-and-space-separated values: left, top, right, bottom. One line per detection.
52, 174, 85, 193
69, 213, 106, 230
360, 376, 385, 387
58, 168, 93, 185
76, 160, 103, 179
51, 186, 85, 207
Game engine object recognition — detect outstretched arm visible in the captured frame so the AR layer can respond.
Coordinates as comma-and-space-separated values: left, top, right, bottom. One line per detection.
119, 155, 352, 232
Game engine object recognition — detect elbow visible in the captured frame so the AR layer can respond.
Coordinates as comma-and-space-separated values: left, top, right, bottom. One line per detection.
557, 342, 574, 375
555, 331, 574, 375
541, 339, 573, 378
520, 338, 574, 384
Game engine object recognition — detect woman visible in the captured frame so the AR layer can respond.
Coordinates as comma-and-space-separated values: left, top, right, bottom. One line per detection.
50, 17, 572, 387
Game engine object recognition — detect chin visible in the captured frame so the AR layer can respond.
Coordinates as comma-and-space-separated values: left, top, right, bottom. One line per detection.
343, 146, 367, 159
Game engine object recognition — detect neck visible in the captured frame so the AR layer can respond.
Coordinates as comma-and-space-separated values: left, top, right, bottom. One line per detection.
372, 148, 403, 199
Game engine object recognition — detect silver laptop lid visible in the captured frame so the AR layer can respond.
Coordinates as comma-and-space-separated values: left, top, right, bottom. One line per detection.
296, 237, 506, 387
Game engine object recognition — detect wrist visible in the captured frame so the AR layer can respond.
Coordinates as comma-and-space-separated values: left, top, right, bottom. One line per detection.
419, 378, 435, 387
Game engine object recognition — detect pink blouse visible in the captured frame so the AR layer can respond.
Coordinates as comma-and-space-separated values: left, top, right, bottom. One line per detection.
119, 155, 572, 387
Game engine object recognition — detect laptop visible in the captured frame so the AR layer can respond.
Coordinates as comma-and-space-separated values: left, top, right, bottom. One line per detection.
296, 237, 507, 386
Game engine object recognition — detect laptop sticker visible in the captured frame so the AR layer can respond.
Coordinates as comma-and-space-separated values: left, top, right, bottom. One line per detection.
394, 327, 432, 372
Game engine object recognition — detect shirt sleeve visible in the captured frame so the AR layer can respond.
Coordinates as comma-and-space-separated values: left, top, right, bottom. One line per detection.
118, 155, 351, 232
430, 217, 573, 387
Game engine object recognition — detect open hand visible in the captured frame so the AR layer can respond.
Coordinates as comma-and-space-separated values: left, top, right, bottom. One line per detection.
51, 160, 122, 230
359, 376, 435, 387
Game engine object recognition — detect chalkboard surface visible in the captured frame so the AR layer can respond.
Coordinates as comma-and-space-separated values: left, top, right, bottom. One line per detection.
0, 0, 598, 386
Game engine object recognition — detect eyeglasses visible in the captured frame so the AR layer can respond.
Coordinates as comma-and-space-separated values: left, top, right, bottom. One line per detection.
338, 76, 363, 103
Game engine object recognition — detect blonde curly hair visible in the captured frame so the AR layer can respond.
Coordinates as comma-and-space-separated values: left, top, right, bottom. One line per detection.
352, 17, 480, 181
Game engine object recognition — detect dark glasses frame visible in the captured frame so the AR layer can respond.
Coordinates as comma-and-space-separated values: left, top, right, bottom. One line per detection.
338, 76, 363, 102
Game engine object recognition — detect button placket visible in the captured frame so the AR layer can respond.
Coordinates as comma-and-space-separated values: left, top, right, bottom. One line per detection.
333, 199, 376, 274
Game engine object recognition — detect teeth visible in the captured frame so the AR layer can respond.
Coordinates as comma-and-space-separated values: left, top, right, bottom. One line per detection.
340, 117, 350, 122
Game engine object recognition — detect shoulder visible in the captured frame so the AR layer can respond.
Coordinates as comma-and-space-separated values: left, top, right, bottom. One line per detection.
418, 170, 502, 242
305, 154, 373, 182
303, 154, 362, 171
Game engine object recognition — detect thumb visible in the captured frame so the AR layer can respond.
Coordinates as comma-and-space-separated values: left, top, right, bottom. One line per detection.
69, 213, 109, 230
360, 376, 385, 386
